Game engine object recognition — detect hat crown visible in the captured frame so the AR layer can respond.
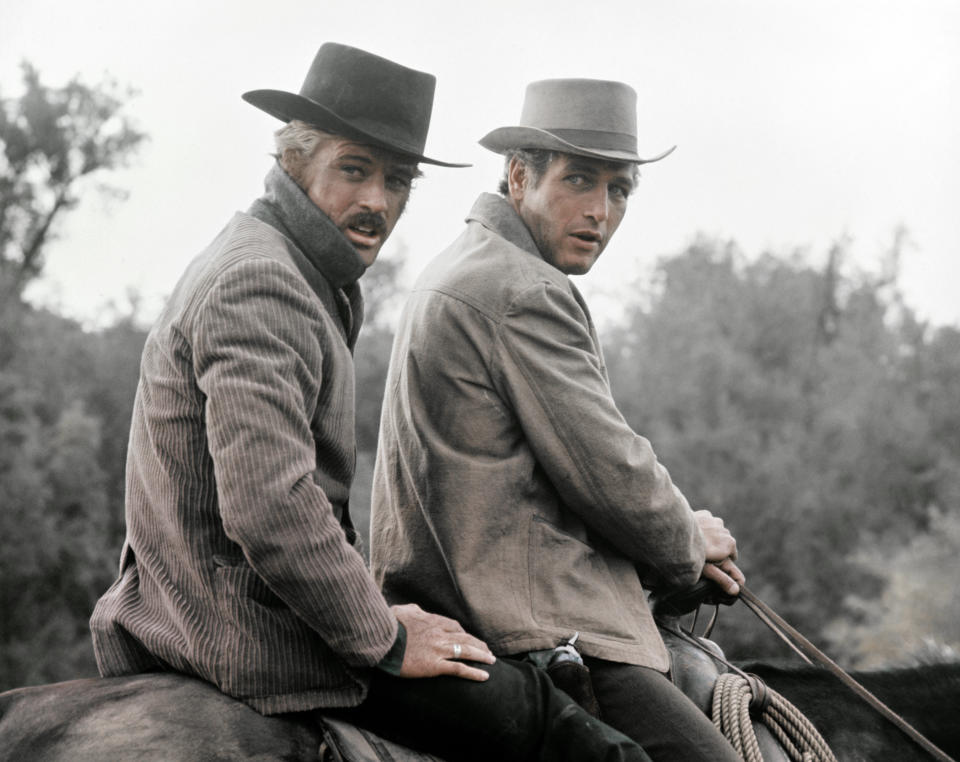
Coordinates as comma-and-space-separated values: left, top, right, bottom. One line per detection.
478, 77, 673, 164
519, 79, 637, 140
242, 43, 467, 166
298, 43, 435, 156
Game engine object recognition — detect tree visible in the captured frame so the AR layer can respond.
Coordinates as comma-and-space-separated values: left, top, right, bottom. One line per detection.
0, 303, 148, 689
827, 509, 960, 667
354, 253, 407, 454
0, 62, 146, 307
603, 234, 960, 663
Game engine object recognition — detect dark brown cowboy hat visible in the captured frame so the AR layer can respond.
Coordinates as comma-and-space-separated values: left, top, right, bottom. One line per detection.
243, 43, 468, 168
479, 78, 675, 164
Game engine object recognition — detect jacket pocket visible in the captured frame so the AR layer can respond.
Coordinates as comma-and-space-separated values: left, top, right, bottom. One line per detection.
528, 516, 635, 640
212, 561, 319, 695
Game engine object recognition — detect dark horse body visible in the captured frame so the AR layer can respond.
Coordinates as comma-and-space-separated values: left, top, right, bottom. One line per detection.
0, 661, 957, 761
743, 660, 960, 762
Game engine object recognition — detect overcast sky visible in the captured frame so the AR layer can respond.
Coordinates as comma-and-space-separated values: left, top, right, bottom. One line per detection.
3, 0, 958, 329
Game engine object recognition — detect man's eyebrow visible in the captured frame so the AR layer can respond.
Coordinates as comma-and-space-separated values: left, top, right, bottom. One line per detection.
389, 163, 424, 180
335, 152, 374, 164
564, 159, 601, 175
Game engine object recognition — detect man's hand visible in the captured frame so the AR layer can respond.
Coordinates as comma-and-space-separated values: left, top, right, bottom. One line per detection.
694, 510, 746, 596
392, 603, 495, 682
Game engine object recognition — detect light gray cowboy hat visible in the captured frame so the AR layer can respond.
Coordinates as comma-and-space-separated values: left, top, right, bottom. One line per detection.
243, 42, 468, 168
479, 78, 675, 164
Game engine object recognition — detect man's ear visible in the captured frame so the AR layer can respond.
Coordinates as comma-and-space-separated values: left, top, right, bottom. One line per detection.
507, 157, 527, 202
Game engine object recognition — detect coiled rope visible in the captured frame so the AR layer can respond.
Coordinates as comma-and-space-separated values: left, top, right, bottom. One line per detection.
712, 672, 836, 762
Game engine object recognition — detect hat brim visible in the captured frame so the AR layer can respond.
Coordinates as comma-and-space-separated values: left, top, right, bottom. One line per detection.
478, 126, 675, 165
243, 89, 470, 168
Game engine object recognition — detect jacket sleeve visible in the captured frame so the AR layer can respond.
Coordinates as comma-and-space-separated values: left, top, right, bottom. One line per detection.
192, 256, 397, 667
493, 279, 705, 587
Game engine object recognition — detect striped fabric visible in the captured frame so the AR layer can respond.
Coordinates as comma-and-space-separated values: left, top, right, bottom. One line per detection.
91, 167, 397, 714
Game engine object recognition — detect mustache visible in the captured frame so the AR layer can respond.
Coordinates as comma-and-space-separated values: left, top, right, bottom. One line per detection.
345, 212, 387, 236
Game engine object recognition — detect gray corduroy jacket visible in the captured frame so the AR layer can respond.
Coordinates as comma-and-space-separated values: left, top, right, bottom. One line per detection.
371, 193, 704, 671
91, 165, 397, 714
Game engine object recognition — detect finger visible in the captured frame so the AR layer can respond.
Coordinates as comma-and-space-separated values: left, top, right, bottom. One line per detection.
701, 562, 740, 596
723, 559, 746, 585
705, 532, 737, 561
457, 632, 493, 654
439, 660, 491, 682
448, 642, 496, 665
726, 537, 738, 561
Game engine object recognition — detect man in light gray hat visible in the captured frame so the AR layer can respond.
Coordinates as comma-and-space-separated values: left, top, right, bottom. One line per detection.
90, 46, 650, 762
371, 79, 745, 760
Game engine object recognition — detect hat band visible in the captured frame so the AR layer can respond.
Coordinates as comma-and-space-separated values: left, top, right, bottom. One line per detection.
545, 128, 637, 153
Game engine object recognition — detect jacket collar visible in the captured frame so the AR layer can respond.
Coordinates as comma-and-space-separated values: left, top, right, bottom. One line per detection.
466, 193, 543, 260
248, 161, 367, 289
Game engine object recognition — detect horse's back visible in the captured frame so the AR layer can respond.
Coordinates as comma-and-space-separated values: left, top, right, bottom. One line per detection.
0, 673, 322, 761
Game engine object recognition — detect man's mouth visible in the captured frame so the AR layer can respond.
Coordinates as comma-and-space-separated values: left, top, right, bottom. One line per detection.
344, 214, 387, 249
570, 230, 602, 246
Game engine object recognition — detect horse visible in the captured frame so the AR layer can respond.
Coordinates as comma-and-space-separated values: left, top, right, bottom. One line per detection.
1, 658, 957, 761
742, 660, 960, 761
0, 672, 325, 761
0, 579, 954, 762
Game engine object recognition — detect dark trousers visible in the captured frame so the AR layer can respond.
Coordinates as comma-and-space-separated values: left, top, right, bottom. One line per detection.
584, 658, 742, 762
331, 657, 652, 762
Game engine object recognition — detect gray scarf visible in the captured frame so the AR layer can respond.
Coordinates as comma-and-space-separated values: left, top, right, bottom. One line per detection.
248, 161, 366, 289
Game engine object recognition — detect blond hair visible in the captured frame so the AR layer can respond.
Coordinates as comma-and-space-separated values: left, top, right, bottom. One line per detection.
273, 120, 338, 185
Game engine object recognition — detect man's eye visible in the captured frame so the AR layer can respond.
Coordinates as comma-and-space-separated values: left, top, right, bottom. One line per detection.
610, 184, 630, 200
341, 165, 364, 177
565, 174, 587, 185
387, 175, 412, 191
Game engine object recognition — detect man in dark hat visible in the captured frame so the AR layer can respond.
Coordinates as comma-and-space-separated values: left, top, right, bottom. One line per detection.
90, 47, 649, 762
371, 79, 746, 760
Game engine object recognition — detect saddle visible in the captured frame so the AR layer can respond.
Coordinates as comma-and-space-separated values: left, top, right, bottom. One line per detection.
653, 583, 791, 762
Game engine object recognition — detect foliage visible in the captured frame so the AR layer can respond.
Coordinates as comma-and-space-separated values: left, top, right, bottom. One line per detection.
0, 301, 146, 689
604, 235, 960, 663
353, 254, 407, 454
0, 62, 145, 304
825, 509, 960, 668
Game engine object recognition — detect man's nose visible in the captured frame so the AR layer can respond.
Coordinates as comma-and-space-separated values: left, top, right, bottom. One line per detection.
584, 187, 609, 223
357, 177, 389, 213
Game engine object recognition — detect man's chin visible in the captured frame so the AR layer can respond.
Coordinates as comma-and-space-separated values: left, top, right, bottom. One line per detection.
558, 255, 598, 276
353, 245, 381, 268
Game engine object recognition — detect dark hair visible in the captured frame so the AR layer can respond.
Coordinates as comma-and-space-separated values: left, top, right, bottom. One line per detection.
497, 148, 641, 196
497, 148, 556, 196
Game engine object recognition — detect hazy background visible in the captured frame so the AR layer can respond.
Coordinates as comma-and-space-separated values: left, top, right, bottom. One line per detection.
2, 0, 959, 692
3, 0, 958, 329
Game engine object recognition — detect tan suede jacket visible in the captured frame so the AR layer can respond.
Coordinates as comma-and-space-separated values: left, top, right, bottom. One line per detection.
371, 193, 705, 671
